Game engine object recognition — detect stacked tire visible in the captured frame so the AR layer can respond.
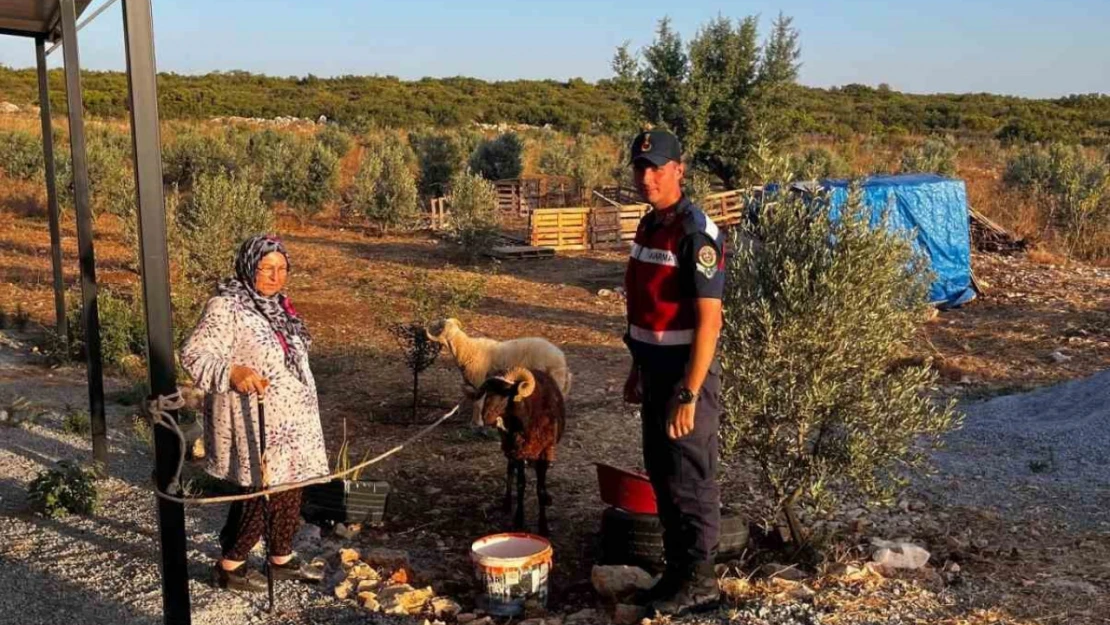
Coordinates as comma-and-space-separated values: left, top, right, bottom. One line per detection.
599, 505, 749, 571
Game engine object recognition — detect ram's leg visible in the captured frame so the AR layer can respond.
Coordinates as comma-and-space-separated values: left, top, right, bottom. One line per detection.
513, 460, 526, 531
535, 459, 551, 537
472, 397, 484, 427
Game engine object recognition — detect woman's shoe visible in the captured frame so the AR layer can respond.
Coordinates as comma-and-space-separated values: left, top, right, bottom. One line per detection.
270, 555, 324, 583
213, 563, 267, 592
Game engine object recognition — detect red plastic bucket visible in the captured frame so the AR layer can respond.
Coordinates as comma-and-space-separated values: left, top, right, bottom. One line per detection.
595, 462, 657, 514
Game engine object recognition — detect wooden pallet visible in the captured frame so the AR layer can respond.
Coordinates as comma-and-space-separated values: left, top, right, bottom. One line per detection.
488, 245, 556, 260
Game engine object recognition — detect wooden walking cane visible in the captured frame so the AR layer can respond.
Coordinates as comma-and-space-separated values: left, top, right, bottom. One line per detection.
257, 394, 276, 613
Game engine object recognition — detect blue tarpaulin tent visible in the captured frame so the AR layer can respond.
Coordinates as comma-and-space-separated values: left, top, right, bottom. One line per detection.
794, 174, 977, 308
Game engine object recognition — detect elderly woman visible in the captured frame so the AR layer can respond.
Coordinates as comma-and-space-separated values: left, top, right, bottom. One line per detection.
182, 234, 328, 592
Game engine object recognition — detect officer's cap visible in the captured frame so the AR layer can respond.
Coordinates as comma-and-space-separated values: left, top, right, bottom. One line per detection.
629, 129, 682, 167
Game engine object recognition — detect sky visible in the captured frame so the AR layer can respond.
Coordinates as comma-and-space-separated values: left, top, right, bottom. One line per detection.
0, 0, 1107, 98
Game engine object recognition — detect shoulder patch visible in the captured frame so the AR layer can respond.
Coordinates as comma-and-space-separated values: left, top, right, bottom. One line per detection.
697, 245, 717, 268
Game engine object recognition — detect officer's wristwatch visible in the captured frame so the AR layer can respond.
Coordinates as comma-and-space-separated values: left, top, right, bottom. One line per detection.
676, 387, 698, 405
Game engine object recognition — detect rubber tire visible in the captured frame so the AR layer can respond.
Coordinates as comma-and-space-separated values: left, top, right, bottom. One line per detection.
600, 506, 748, 570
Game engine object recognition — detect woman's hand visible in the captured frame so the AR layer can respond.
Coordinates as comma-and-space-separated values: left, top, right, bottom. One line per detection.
230, 365, 269, 396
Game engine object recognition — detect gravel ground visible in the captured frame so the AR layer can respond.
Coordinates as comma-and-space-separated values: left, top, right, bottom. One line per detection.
919, 368, 1110, 531
1, 325, 1080, 625
0, 332, 385, 625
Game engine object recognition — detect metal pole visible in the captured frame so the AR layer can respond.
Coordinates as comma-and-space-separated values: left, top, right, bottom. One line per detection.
60, 0, 108, 466
120, 0, 191, 622
46, 0, 123, 56
36, 37, 68, 344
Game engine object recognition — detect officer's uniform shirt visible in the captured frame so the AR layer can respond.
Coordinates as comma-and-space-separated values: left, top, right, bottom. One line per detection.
623, 195, 725, 359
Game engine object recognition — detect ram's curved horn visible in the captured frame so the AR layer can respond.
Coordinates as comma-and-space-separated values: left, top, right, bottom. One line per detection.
504, 367, 536, 400
425, 319, 447, 342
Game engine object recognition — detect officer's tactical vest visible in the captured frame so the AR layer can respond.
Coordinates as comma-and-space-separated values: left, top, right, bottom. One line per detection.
624, 199, 724, 347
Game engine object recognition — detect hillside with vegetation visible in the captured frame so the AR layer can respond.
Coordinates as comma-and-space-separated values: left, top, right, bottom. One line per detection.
0, 63, 1108, 143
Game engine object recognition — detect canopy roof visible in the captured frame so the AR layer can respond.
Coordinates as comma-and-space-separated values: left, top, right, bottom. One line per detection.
0, 0, 92, 39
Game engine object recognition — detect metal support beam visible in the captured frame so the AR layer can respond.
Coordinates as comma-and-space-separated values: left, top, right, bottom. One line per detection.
60, 0, 108, 466
36, 37, 68, 344
121, 1, 191, 623
46, 0, 122, 56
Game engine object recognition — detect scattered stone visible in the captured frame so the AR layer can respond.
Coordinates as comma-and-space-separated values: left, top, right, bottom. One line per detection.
457, 613, 478, 624
293, 524, 321, 552
334, 580, 354, 600
597, 289, 613, 297
0, 102, 20, 114
470, 618, 493, 625
613, 604, 646, 625
358, 591, 381, 611
759, 563, 809, 581
871, 539, 931, 570
379, 583, 435, 615
719, 577, 751, 598
339, 548, 361, 567
317, 115, 328, 124
523, 598, 546, 618
590, 565, 654, 600
565, 609, 599, 625
334, 523, 358, 539
365, 548, 411, 571
430, 597, 462, 619
1045, 578, 1099, 595
347, 562, 378, 581
1049, 350, 1072, 364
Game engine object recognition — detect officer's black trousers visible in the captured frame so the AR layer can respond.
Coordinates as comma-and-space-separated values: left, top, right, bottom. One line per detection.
639, 360, 722, 572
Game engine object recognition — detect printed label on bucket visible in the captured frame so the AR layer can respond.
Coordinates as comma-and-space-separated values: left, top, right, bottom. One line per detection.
471, 533, 553, 617
473, 560, 550, 616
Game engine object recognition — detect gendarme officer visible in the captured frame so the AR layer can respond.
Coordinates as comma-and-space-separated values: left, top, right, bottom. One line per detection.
622, 129, 725, 615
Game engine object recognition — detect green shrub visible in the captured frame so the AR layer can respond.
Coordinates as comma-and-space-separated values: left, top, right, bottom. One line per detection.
410, 131, 468, 198
469, 132, 523, 181
61, 407, 91, 437
718, 175, 959, 544
55, 127, 133, 218
791, 147, 850, 180
537, 134, 574, 178
316, 125, 353, 158
0, 130, 44, 180
162, 131, 244, 188
407, 268, 488, 323
445, 169, 500, 255
250, 131, 337, 220
899, 136, 959, 176
349, 136, 419, 230
179, 172, 274, 282
1003, 143, 1110, 259
66, 287, 145, 368
570, 135, 618, 191
27, 461, 99, 518
291, 142, 339, 222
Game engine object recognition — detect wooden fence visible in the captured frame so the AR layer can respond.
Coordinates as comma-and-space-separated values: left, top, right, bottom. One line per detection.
429, 197, 449, 230
530, 207, 591, 251
435, 187, 757, 253
589, 203, 651, 248
700, 189, 747, 226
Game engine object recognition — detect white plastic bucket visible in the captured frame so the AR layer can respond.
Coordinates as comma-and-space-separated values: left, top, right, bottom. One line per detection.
471, 533, 553, 616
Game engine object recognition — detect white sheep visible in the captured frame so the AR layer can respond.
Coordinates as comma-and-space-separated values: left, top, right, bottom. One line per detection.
426, 318, 572, 426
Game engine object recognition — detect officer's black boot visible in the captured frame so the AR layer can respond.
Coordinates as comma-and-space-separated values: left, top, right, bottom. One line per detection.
649, 562, 720, 616
632, 566, 683, 606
